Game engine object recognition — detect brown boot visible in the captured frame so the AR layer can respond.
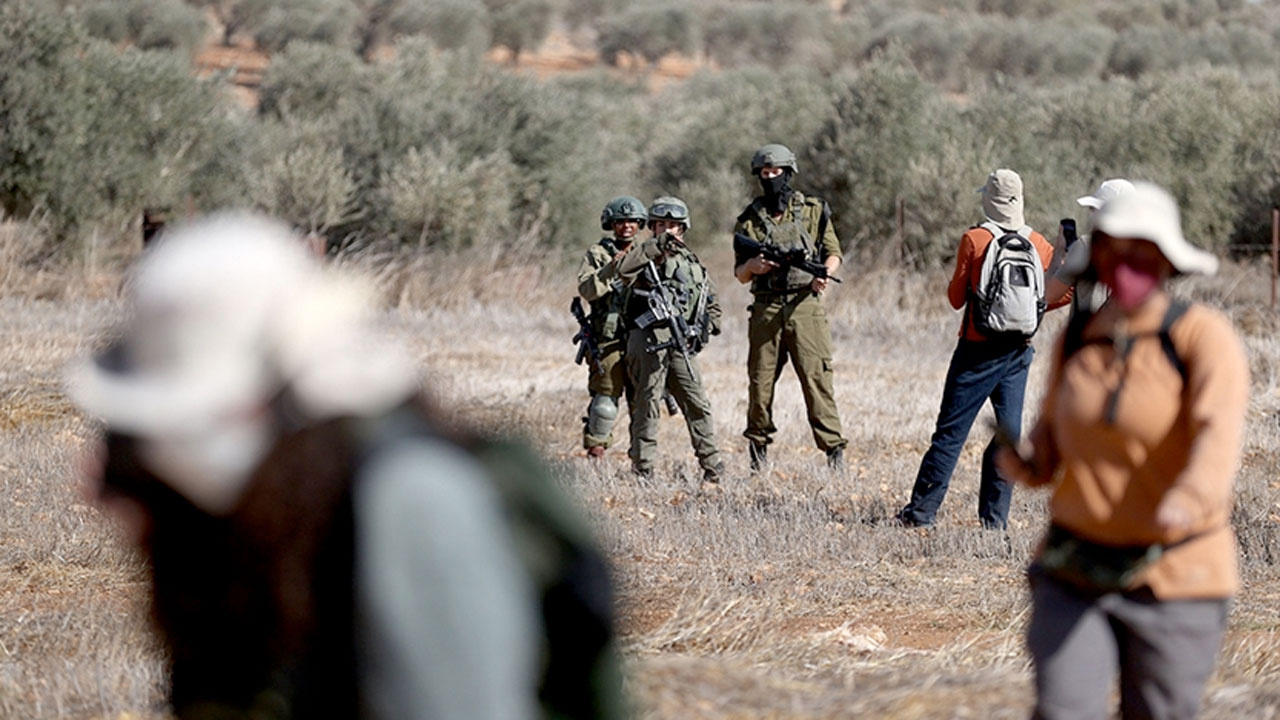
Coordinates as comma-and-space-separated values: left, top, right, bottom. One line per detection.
587, 446, 605, 459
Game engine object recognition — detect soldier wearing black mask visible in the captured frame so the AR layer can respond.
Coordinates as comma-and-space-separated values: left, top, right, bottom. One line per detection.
732, 143, 848, 472
759, 167, 794, 215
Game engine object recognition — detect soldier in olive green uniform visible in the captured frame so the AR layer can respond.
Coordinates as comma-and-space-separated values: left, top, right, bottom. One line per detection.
618, 197, 724, 482
733, 144, 847, 471
577, 196, 647, 456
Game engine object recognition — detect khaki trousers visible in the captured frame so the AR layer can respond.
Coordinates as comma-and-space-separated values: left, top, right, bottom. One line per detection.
745, 292, 845, 451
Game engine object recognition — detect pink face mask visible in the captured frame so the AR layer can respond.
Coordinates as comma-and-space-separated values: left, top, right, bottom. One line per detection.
1105, 262, 1162, 311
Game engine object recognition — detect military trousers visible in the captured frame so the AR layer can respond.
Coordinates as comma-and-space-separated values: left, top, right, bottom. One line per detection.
745, 291, 846, 452
583, 340, 631, 449
625, 329, 721, 474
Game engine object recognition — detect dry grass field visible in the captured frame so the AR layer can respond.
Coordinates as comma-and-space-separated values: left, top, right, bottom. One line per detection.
2, 225, 1279, 718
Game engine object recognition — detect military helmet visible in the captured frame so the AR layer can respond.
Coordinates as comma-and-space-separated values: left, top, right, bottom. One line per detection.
750, 143, 799, 175
647, 196, 691, 230
600, 195, 648, 231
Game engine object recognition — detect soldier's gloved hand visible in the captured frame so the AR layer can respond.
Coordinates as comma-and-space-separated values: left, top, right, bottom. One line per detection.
658, 231, 683, 255
638, 237, 665, 261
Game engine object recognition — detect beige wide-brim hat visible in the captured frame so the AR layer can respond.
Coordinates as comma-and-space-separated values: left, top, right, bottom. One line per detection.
981, 169, 1024, 229
1064, 181, 1218, 277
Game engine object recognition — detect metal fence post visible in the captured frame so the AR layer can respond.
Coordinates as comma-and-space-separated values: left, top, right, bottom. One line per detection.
1272, 207, 1278, 310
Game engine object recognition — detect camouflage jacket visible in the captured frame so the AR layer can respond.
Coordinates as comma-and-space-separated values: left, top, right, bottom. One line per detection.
618, 236, 721, 348
576, 236, 631, 344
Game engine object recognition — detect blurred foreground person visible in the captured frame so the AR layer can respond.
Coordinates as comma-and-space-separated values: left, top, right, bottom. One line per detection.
996, 183, 1248, 720
68, 213, 623, 720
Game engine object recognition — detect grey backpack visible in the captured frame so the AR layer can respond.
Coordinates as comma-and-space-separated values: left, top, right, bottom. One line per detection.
971, 222, 1046, 339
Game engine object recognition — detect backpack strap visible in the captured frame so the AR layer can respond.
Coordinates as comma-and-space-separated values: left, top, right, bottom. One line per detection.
1066, 299, 1194, 425
979, 221, 1031, 242
1159, 299, 1191, 384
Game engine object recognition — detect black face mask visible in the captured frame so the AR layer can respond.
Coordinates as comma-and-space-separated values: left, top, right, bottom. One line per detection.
759, 170, 793, 214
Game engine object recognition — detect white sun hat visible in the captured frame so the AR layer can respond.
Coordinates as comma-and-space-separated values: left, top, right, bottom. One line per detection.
1076, 178, 1136, 209
66, 211, 418, 512
1077, 181, 1219, 277
980, 168, 1025, 230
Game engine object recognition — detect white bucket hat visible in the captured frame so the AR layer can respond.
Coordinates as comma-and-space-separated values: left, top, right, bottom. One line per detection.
1076, 178, 1135, 209
1068, 182, 1218, 277
981, 169, 1024, 230
66, 211, 418, 512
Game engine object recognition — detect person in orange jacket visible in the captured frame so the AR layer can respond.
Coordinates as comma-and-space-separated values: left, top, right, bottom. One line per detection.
897, 169, 1067, 529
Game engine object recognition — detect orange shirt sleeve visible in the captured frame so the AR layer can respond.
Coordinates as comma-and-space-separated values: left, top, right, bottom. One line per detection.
1031, 231, 1073, 310
948, 230, 979, 310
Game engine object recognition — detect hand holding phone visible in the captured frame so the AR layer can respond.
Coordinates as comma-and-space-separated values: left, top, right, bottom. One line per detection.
1060, 218, 1078, 248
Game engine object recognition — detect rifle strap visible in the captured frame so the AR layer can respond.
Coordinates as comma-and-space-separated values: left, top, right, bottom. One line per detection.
816, 200, 830, 261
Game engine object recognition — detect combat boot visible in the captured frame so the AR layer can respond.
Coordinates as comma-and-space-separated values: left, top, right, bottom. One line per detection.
703, 462, 725, 484
826, 447, 844, 471
748, 442, 768, 472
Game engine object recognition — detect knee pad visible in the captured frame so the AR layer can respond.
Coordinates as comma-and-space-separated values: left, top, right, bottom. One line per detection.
585, 393, 619, 439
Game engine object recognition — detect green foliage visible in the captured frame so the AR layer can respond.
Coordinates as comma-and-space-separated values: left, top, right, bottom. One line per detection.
0, 3, 244, 245
192, 0, 273, 45
562, 0, 628, 29
82, 0, 209, 55
379, 144, 522, 248
254, 0, 360, 53
352, 0, 439, 60
251, 39, 631, 249
7, 0, 1280, 264
596, 4, 700, 65
638, 68, 837, 244
257, 41, 369, 119
489, 0, 555, 60
247, 120, 361, 235
418, 0, 491, 55
804, 56, 947, 259
700, 3, 833, 70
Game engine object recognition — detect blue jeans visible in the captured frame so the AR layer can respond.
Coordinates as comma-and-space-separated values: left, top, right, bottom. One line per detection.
899, 339, 1033, 529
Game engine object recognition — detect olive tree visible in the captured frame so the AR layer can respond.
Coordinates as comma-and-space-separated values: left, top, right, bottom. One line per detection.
0, 3, 244, 246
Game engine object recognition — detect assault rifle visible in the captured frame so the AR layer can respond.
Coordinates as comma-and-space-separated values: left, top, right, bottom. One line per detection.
571, 296, 680, 416
732, 233, 842, 284
689, 274, 711, 352
632, 260, 696, 379
570, 297, 604, 377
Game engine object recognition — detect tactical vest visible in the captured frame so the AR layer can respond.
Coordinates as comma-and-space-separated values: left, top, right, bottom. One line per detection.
746, 193, 820, 295
588, 237, 630, 343
624, 249, 703, 336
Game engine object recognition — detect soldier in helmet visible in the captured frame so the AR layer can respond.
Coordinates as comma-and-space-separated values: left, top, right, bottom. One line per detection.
616, 197, 724, 482
576, 196, 647, 457
733, 143, 848, 471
